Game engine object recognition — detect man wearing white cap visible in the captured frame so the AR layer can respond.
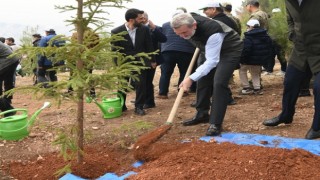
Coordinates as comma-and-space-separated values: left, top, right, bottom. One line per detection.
239, 19, 273, 95
199, 1, 240, 34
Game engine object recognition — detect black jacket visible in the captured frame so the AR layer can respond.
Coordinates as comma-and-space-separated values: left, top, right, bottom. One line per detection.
0, 42, 20, 74
286, 0, 320, 73
111, 24, 154, 67
240, 28, 273, 65
213, 13, 240, 35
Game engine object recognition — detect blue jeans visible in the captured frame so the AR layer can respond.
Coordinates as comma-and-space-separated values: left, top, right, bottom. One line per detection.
159, 51, 193, 95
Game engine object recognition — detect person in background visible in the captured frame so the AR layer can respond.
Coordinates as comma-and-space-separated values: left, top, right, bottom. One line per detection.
158, 8, 196, 99
201, 1, 240, 34
269, 8, 287, 76
5, 37, 21, 85
5, 37, 20, 51
172, 13, 243, 136
0, 41, 19, 107
111, 8, 154, 116
263, 0, 320, 140
239, 19, 273, 95
0, 37, 9, 94
37, 29, 63, 88
245, 0, 275, 76
222, 3, 242, 36
246, 0, 269, 30
32, 34, 42, 47
141, 12, 167, 108
31, 34, 42, 85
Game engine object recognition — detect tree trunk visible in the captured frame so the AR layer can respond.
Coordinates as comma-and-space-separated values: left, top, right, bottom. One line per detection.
76, 0, 85, 164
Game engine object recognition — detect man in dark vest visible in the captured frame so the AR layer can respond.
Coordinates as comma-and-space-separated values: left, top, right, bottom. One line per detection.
197, 1, 239, 106
263, 0, 320, 140
171, 13, 243, 136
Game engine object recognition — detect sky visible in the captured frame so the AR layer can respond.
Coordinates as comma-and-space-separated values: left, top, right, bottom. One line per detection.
0, 0, 244, 44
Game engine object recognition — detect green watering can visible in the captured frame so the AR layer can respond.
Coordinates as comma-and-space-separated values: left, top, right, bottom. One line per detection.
89, 92, 124, 119
0, 102, 51, 141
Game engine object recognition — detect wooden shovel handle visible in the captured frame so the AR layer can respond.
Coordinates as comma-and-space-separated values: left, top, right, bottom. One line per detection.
166, 47, 200, 124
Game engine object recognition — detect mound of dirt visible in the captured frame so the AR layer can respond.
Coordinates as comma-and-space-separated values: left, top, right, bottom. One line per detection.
129, 140, 320, 180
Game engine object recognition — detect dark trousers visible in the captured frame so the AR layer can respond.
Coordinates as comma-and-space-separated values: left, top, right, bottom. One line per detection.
120, 69, 147, 110
145, 68, 156, 106
0, 98, 14, 112
195, 53, 234, 116
196, 55, 240, 125
0, 61, 19, 101
37, 65, 57, 88
300, 74, 312, 92
159, 51, 193, 95
279, 64, 320, 130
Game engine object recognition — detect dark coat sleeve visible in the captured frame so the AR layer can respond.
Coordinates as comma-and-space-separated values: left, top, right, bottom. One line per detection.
240, 37, 253, 64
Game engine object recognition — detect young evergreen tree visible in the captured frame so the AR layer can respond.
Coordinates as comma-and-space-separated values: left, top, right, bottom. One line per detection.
13, 0, 154, 169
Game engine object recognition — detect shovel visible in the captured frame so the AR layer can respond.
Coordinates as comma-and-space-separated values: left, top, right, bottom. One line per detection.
133, 47, 200, 161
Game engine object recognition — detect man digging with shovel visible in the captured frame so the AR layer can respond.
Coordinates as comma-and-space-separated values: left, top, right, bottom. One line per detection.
133, 12, 243, 161
173, 12, 243, 136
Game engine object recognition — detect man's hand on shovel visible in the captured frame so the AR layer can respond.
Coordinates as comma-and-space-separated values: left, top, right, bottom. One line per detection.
179, 77, 193, 92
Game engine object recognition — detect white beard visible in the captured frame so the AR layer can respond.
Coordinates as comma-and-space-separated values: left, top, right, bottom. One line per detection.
183, 29, 195, 40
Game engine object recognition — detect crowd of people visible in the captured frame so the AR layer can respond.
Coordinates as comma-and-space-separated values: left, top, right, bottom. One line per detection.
1, 0, 319, 139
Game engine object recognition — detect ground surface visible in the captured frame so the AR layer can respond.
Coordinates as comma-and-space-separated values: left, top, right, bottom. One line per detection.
0, 64, 317, 179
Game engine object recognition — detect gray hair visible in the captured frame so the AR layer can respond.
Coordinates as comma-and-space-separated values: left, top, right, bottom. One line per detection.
170, 13, 195, 29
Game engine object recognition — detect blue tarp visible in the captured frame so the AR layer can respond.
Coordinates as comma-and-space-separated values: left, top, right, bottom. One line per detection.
59, 132, 320, 180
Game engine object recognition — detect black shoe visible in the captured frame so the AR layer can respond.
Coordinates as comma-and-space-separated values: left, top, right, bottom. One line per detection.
134, 108, 145, 116
299, 90, 311, 97
205, 124, 222, 136
182, 113, 209, 126
305, 128, 320, 140
228, 99, 236, 105
143, 104, 155, 109
262, 116, 292, 126
122, 106, 128, 112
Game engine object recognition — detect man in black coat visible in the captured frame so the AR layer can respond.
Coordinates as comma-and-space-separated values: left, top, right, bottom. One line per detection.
0, 41, 19, 115
263, 0, 320, 139
111, 8, 154, 116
